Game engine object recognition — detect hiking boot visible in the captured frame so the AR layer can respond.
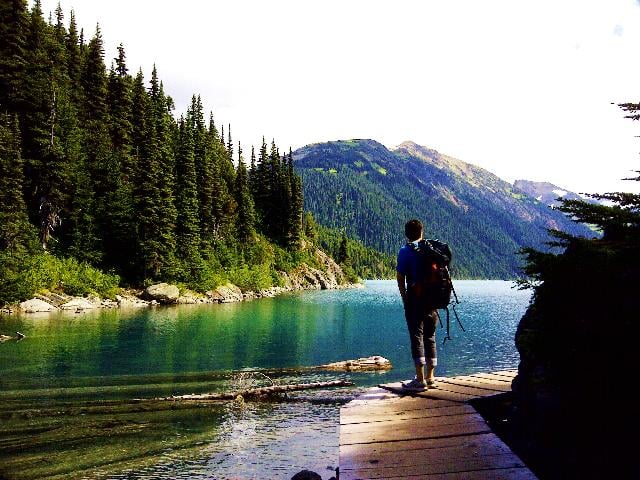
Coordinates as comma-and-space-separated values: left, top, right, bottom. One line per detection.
401, 378, 427, 392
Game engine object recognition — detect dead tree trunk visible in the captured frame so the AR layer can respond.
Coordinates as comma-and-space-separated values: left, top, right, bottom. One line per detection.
154, 380, 354, 402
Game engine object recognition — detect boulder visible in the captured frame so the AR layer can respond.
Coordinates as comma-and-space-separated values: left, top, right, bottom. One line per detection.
60, 298, 97, 311
144, 283, 180, 304
116, 294, 149, 308
206, 283, 243, 303
291, 471, 322, 480
35, 291, 72, 307
176, 291, 202, 304
19, 298, 56, 313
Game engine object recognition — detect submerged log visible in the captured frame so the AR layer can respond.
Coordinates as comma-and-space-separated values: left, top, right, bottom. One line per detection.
318, 356, 391, 371
0, 332, 25, 342
154, 380, 354, 402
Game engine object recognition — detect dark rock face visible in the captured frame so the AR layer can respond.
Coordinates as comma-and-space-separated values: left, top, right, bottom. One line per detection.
512, 237, 637, 478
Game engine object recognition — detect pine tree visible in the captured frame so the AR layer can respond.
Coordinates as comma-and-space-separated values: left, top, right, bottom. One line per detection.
338, 232, 349, 265
151, 73, 178, 278
77, 24, 110, 263
17, 1, 78, 251
0, 0, 28, 115
207, 114, 234, 242
226, 123, 233, 164
65, 10, 81, 99
175, 115, 202, 277
234, 142, 256, 242
0, 114, 36, 253
131, 69, 161, 279
287, 149, 303, 249
190, 96, 215, 251
303, 211, 318, 241
252, 137, 269, 228
21, 0, 52, 222
102, 43, 136, 276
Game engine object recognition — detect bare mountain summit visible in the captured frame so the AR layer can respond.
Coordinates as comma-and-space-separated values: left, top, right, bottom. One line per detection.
513, 179, 593, 208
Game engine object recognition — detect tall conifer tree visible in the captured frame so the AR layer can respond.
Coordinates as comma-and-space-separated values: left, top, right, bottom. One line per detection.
0, 114, 36, 252
150, 73, 178, 278
175, 115, 202, 277
131, 69, 162, 279
234, 142, 256, 242
287, 149, 303, 249
190, 96, 215, 251
103, 43, 136, 276
0, 0, 28, 116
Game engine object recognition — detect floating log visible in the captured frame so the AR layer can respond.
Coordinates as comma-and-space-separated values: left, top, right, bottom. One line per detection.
154, 380, 354, 402
318, 356, 392, 371
0, 331, 24, 342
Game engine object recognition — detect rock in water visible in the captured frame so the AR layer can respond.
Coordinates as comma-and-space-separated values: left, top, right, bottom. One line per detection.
144, 283, 180, 304
60, 298, 97, 311
291, 470, 322, 480
19, 298, 57, 313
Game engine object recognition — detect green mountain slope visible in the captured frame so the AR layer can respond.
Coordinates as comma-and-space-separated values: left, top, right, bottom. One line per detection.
294, 139, 593, 278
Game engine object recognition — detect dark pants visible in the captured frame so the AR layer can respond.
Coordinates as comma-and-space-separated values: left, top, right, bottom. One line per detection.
404, 298, 437, 367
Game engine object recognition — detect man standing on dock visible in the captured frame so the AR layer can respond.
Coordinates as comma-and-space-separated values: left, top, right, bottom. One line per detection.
396, 219, 440, 392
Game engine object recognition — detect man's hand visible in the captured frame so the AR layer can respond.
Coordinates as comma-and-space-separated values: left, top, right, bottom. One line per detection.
396, 272, 407, 305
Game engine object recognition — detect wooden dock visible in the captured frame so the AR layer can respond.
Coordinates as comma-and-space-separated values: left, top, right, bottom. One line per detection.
339, 370, 537, 479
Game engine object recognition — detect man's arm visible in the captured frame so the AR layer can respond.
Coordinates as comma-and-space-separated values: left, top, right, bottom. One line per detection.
397, 272, 407, 305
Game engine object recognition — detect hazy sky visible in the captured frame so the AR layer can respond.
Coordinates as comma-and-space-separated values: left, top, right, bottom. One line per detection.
39, 0, 640, 194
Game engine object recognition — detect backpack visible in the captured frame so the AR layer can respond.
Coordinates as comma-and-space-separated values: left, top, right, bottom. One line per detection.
408, 239, 453, 310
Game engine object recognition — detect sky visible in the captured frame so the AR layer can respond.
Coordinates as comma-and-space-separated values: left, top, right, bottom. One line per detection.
38, 0, 640, 194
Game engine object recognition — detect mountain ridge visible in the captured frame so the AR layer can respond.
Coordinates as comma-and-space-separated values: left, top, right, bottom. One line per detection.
293, 139, 593, 279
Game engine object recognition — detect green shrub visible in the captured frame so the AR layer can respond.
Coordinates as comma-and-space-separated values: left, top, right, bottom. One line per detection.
340, 263, 359, 284
0, 252, 121, 304
229, 263, 273, 292
182, 256, 228, 292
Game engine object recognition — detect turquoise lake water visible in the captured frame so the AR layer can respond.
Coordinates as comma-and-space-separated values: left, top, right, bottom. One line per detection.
0, 280, 531, 479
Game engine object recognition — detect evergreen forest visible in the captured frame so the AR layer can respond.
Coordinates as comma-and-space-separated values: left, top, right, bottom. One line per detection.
0, 0, 339, 304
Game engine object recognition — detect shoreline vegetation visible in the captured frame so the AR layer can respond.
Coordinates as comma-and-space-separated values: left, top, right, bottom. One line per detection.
1, 248, 364, 315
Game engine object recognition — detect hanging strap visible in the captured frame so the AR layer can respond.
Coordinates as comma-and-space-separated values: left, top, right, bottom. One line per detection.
442, 307, 452, 346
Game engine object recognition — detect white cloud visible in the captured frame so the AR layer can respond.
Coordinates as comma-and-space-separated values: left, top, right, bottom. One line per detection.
37, 0, 640, 194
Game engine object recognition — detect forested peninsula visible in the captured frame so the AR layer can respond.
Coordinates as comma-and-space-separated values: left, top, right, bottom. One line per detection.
0, 1, 382, 309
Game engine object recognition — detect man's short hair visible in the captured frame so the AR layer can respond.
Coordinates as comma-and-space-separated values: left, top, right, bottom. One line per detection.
405, 219, 423, 241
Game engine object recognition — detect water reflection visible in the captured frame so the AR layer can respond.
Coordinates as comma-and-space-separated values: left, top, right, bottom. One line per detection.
0, 280, 530, 479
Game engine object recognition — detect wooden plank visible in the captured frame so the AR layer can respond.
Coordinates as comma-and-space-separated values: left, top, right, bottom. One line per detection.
342, 395, 457, 415
488, 370, 518, 378
468, 372, 514, 383
345, 387, 403, 404
341, 404, 475, 426
341, 411, 486, 436
339, 372, 537, 480
340, 417, 491, 445
447, 375, 513, 389
340, 432, 512, 469
424, 468, 537, 480
341, 452, 525, 479
380, 383, 475, 402
430, 382, 505, 398
340, 466, 536, 480
437, 377, 512, 393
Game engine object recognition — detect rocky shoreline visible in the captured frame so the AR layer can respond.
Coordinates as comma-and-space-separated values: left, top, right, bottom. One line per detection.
2, 249, 363, 315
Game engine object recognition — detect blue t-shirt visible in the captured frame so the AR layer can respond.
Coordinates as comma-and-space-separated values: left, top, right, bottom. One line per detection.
396, 243, 421, 285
